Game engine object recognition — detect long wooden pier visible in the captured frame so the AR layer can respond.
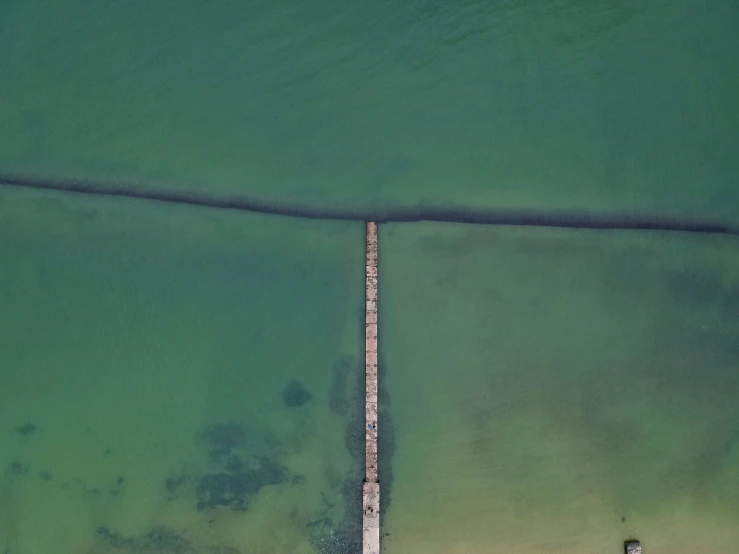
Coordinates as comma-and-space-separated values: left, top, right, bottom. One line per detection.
363, 221, 380, 554
358, 221, 640, 554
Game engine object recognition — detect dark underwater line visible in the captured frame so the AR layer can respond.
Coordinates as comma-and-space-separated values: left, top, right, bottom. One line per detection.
1, 172, 738, 236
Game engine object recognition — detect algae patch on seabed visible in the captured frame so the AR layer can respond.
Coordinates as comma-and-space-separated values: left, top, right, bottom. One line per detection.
96, 526, 206, 553
161, 421, 297, 513
93, 418, 298, 553
283, 380, 313, 409
125, 357, 366, 554
302, 355, 366, 554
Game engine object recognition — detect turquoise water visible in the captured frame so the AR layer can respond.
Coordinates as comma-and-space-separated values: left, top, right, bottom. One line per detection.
0, 187, 365, 553
2, 0, 739, 552
1, 0, 738, 219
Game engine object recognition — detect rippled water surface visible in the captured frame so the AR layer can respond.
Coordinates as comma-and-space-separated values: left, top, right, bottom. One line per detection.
1, 1, 738, 552
1, 0, 738, 218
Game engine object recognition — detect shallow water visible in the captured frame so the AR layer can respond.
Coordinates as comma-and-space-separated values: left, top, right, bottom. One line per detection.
1, 0, 739, 552
1, 0, 738, 220
0, 187, 365, 553
380, 222, 739, 553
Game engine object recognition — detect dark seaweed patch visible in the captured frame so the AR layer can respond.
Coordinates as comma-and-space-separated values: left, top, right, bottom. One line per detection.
196, 456, 288, 512
346, 360, 366, 464
200, 421, 250, 469
165, 422, 295, 513
306, 516, 333, 528
15, 422, 36, 436
96, 526, 131, 549
144, 527, 192, 551
307, 355, 364, 554
10, 461, 28, 475
97, 524, 244, 552
329, 355, 365, 465
305, 478, 361, 553
165, 475, 188, 496
282, 380, 312, 408
96, 525, 195, 552
200, 421, 246, 451
377, 352, 395, 519
224, 455, 243, 474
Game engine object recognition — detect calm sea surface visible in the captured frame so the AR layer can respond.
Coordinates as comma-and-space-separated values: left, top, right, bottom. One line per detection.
1, 0, 738, 552
0, 188, 365, 553
381, 223, 739, 553
1, 0, 738, 218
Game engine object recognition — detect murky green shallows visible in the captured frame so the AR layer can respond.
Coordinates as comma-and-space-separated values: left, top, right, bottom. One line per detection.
0, 188, 365, 553
1, 0, 739, 551
380, 222, 739, 554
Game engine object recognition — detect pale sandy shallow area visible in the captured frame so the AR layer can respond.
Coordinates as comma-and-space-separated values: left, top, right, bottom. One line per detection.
0, 187, 365, 554
385, 515, 739, 554
380, 222, 739, 554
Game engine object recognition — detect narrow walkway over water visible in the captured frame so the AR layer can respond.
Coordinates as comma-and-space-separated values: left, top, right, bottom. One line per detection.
363, 222, 380, 554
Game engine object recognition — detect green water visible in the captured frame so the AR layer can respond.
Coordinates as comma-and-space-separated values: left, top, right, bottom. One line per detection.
381, 223, 739, 553
1, 0, 738, 219
0, 187, 365, 553
2, 0, 739, 552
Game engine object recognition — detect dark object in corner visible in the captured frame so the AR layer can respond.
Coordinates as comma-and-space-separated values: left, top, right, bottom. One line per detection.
282, 380, 312, 408
16, 423, 36, 435
625, 539, 642, 554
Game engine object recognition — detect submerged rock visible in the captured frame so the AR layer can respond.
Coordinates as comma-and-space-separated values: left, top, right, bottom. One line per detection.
282, 380, 312, 408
